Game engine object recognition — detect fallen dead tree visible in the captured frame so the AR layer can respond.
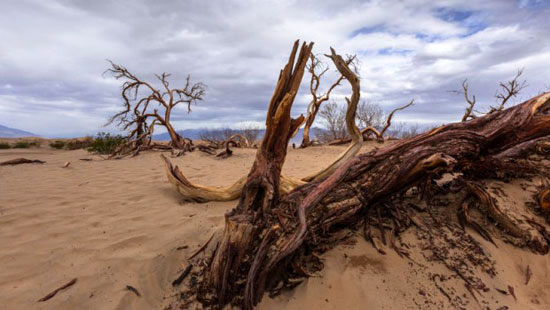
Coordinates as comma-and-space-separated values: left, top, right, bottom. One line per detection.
198, 133, 252, 159
163, 41, 550, 309
161, 47, 412, 200
0, 158, 46, 166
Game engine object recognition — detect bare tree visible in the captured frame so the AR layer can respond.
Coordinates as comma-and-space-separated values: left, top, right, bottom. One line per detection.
105, 61, 206, 156
239, 124, 262, 147
454, 79, 477, 122
455, 69, 526, 122
490, 68, 527, 113
329, 99, 413, 143
355, 100, 384, 130
300, 54, 356, 148
317, 101, 347, 142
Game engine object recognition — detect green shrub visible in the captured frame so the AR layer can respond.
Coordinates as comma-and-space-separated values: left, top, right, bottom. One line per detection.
13, 141, 30, 148
49, 141, 66, 149
0, 143, 10, 149
87, 132, 126, 155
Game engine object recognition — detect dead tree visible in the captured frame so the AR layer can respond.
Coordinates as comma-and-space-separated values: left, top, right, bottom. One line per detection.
490, 68, 527, 113
162, 47, 360, 201
301, 48, 363, 181
334, 100, 413, 144
105, 61, 205, 156
198, 41, 312, 309
355, 100, 384, 136
163, 42, 550, 309
456, 69, 526, 122
300, 54, 356, 148
458, 79, 477, 122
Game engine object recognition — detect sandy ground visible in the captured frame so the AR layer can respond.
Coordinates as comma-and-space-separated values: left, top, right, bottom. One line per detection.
1, 144, 549, 309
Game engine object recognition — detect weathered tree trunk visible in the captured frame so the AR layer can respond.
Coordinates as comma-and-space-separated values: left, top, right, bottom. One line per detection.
197, 40, 313, 308
191, 91, 550, 309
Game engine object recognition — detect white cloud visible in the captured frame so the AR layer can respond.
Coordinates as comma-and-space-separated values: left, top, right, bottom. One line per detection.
0, 0, 549, 136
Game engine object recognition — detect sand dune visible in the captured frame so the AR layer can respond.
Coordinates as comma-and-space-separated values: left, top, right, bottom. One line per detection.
1, 144, 548, 309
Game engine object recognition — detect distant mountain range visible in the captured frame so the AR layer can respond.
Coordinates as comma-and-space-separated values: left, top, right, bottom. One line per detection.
0, 124, 38, 138
152, 127, 324, 144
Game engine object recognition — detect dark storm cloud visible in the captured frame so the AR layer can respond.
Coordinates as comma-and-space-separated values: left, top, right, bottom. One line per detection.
0, 0, 549, 137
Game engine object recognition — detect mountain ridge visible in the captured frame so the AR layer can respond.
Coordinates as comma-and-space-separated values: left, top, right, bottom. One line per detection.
0, 124, 38, 138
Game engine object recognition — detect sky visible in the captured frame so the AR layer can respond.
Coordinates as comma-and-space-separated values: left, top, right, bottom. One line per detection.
0, 0, 549, 137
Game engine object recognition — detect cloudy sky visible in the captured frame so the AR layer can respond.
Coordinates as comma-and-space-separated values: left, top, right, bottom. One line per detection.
0, 0, 549, 137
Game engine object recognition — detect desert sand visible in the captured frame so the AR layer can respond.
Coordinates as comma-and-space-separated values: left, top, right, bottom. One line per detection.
1, 143, 549, 309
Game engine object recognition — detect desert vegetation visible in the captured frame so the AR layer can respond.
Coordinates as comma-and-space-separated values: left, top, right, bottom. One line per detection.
86, 132, 127, 155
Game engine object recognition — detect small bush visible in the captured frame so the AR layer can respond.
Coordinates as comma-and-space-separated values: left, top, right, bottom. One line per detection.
87, 132, 126, 155
28, 141, 41, 148
13, 141, 30, 148
65, 136, 94, 150
0, 143, 10, 149
50, 141, 66, 149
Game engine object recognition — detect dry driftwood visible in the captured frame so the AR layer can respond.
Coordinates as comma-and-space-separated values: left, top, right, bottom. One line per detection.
0, 158, 46, 166
125, 285, 141, 297
161, 153, 305, 202
37, 278, 77, 302
180, 85, 550, 309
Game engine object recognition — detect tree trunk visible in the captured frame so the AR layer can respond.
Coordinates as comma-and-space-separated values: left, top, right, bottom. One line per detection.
192, 91, 550, 309
165, 122, 183, 148
197, 40, 313, 308
300, 105, 319, 148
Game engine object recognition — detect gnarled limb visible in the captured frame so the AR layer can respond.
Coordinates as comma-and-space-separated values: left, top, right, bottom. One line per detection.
379, 99, 414, 139
301, 47, 362, 182
300, 54, 356, 148
161, 47, 360, 200
161, 154, 306, 202
465, 181, 548, 253
227, 134, 250, 148
459, 79, 477, 122
490, 68, 526, 113
105, 61, 205, 156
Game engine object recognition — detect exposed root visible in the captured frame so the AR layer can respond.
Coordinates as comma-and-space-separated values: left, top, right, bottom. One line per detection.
465, 181, 549, 254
